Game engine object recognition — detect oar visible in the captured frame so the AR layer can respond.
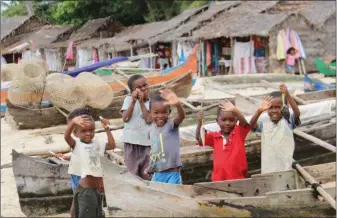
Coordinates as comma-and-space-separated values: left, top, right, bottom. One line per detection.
293, 129, 336, 152
292, 161, 336, 209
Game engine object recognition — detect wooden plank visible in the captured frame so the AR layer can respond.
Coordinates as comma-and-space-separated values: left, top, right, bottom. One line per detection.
293, 129, 336, 152
194, 162, 336, 197
234, 94, 260, 115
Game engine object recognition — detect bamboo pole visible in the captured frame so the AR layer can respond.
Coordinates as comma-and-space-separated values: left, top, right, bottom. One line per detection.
198, 40, 202, 77
293, 129, 336, 152
149, 44, 153, 69
301, 59, 307, 75
292, 162, 336, 210
113, 67, 130, 79
201, 40, 205, 77
260, 80, 308, 105
298, 59, 303, 75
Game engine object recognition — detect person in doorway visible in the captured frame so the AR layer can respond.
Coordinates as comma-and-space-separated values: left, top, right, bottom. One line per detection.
284, 47, 298, 74
147, 89, 185, 184
196, 100, 250, 181
121, 74, 152, 180
250, 84, 301, 174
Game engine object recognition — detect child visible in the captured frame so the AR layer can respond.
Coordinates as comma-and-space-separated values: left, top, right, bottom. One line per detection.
56, 108, 92, 218
196, 100, 250, 182
148, 89, 185, 184
284, 47, 298, 74
121, 74, 152, 180
250, 84, 301, 174
65, 114, 115, 218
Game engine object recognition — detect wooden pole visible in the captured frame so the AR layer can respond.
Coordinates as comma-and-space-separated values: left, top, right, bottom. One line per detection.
113, 67, 130, 79
293, 162, 336, 209
298, 59, 303, 75
293, 129, 336, 152
198, 40, 202, 77
201, 40, 205, 77
301, 59, 307, 75
149, 44, 153, 69
229, 37, 234, 74
260, 80, 308, 105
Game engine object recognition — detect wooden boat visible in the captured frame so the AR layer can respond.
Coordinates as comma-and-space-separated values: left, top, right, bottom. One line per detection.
11, 112, 336, 216
304, 74, 336, 92
315, 56, 336, 77
5, 71, 192, 129
100, 157, 336, 217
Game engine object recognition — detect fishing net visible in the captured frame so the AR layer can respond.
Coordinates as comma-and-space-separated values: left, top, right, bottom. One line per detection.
73, 72, 114, 109
1, 64, 22, 82
45, 73, 86, 112
8, 62, 46, 106
19, 59, 49, 72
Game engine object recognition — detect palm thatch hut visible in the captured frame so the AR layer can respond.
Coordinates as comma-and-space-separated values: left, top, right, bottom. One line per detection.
49, 17, 123, 70
2, 25, 73, 72
1, 15, 47, 63
267, 0, 336, 71
77, 5, 209, 70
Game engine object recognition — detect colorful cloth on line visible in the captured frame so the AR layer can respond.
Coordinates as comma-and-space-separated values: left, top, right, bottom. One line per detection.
277, 28, 306, 60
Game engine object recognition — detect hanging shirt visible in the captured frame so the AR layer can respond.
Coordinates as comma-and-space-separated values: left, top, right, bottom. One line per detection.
201, 125, 251, 181
148, 120, 181, 173
253, 114, 300, 174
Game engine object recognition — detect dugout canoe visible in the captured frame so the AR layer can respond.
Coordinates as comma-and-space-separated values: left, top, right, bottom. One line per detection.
100, 157, 336, 217
11, 115, 336, 216
5, 71, 192, 129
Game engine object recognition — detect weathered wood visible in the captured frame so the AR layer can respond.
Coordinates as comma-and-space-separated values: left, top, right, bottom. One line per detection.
234, 94, 260, 115
105, 150, 125, 165
293, 162, 336, 209
100, 157, 251, 217
293, 129, 336, 152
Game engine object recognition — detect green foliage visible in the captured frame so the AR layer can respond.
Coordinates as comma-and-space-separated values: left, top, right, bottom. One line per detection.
1, 0, 210, 26
1, 1, 27, 17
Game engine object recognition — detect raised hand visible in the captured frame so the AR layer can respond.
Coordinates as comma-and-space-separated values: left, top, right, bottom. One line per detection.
99, 116, 110, 130
259, 96, 273, 112
138, 90, 144, 102
219, 100, 236, 112
131, 89, 139, 101
160, 89, 179, 106
72, 115, 92, 128
280, 83, 289, 96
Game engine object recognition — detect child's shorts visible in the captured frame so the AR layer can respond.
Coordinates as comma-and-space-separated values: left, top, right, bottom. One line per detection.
74, 186, 105, 218
151, 172, 182, 184
71, 175, 81, 190
285, 64, 295, 72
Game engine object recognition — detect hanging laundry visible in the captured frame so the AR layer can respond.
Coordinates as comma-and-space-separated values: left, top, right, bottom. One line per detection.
93, 49, 99, 63
233, 40, 256, 74
277, 28, 306, 60
179, 48, 185, 64
212, 43, 219, 74
66, 41, 74, 60
206, 42, 212, 67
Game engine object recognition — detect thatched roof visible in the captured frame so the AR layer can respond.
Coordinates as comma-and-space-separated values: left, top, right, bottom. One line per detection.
1, 15, 47, 41
191, 1, 282, 39
302, 1, 336, 28
149, 1, 241, 43
2, 25, 73, 54
69, 16, 121, 42
126, 5, 208, 42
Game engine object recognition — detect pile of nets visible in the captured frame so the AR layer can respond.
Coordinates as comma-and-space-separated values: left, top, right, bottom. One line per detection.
8, 60, 47, 106
45, 72, 114, 111
1, 64, 22, 82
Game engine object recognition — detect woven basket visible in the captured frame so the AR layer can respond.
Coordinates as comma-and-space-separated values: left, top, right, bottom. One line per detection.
19, 59, 49, 72
8, 62, 46, 106
1, 64, 22, 82
73, 72, 114, 109
45, 74, 86, 112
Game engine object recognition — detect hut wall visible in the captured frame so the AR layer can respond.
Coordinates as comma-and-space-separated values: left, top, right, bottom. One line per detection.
269, 15, 320, 73
77, 47, 93, 68
322, 14, 336, 56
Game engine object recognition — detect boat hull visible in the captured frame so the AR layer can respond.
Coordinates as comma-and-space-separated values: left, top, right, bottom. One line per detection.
5, 72, 192, 129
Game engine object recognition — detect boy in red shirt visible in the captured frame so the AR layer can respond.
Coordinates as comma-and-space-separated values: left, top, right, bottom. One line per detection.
196, 100, 250, 181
